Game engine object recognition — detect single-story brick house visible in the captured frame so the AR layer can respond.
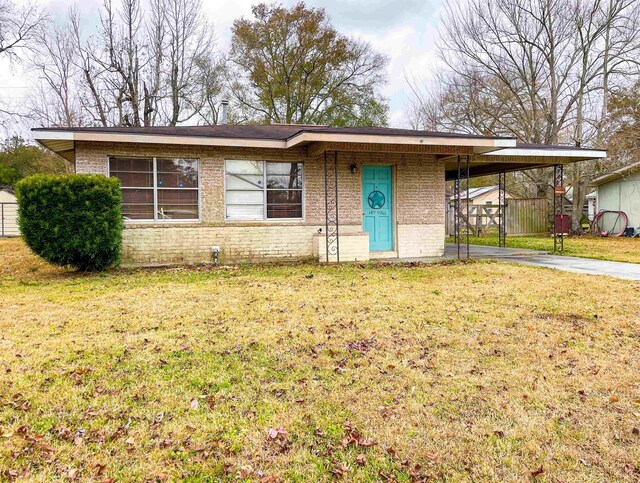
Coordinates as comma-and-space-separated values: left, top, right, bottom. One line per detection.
32, 125, 605, 265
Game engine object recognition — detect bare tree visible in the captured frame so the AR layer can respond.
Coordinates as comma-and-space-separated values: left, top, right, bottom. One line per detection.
28, 21, 84, 127
26, 0, 225, 128
408, 0, 640, 230
0, 0, 47, 60
161, 0, 215, 125
69, 7, 109, 127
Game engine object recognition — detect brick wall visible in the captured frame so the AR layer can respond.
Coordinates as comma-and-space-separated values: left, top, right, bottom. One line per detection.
74, 141, 446, 264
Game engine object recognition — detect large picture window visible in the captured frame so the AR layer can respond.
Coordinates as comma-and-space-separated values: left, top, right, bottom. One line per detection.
225, 160, 303, 220
109, 157, 199, 221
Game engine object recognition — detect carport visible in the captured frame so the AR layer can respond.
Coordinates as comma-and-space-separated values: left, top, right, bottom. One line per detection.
442, 144, 607, 259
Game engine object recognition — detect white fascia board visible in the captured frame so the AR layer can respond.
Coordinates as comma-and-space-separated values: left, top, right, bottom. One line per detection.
487, 147, 607, 158
286, 131, 517, 148
33, 130, 287, 149
33, 131, 74, 141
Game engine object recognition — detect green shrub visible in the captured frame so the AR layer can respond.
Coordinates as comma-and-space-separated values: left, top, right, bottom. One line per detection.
16, 174, 123, 271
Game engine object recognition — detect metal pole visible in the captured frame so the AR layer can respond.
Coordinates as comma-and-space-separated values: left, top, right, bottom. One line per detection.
559, 164, 564, 254
324, 151, 329, 262
498, 172, 507, 247
553, 164, 564, 254
466, 155, 470, 259
456, 155, 461, 260
1, 204, 4, 237
553, 166, 557, 254
334, 151, 340, 263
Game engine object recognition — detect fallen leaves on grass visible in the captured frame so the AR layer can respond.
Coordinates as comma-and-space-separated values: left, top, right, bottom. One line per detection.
2, 239, 640, 481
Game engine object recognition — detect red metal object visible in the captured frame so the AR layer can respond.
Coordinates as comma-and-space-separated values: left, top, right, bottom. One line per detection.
590, 210, 628, 237
554, 214, 570, 235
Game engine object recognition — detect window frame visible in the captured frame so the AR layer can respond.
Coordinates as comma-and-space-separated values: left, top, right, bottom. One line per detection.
224, 160, 305, 222
107, 155, 201, 223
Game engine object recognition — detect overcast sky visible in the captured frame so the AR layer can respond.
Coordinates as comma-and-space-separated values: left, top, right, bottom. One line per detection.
0, 0, 448, 136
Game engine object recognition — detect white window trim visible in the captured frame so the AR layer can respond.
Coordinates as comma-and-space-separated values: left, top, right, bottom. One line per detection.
107, 155, 201, 223
224, 160, 305, 222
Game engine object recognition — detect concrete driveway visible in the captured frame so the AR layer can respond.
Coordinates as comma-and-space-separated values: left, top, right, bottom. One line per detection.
443, 244, 640, 281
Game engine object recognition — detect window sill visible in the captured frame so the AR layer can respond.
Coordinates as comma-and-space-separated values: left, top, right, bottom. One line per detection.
224, 218, 306, 224
124, 220, 201, 228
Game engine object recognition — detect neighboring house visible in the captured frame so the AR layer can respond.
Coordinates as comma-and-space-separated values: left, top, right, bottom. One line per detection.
33, 125, 605, 265
0, 188, 19, 237
591, 161, 640, 231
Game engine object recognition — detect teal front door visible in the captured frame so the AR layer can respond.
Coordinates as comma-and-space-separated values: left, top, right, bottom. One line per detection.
362, 165, 393, 251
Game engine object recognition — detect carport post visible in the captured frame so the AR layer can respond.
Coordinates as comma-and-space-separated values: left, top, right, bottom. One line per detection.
454, 155, 461, 259
465, 155, 470, 259
454, 155, 470, 260
498, 172, 507, 247
553, 164, 564, 254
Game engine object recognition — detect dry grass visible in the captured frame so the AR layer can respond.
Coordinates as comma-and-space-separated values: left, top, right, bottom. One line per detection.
1, 238, 640, 481
446, 235, 640, 264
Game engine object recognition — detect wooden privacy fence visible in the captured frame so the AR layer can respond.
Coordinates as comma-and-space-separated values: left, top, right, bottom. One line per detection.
1, 202, 20, 237
447, 198, 548, 236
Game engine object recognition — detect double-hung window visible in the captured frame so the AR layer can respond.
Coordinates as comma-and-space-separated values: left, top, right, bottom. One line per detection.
109, 156, 199, 221
225, 160, 303, 220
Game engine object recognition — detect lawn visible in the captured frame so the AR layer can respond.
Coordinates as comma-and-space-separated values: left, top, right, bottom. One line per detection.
446, 234, 640, 264
1, 238, 640, 481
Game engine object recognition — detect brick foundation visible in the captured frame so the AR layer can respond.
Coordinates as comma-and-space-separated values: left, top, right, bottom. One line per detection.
313, 232, 370, 262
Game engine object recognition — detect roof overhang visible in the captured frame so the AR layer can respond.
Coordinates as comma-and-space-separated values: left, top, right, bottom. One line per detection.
32, 127, 607, 178
443, 146, 607, 180
32, 127, 517, 163
590, 161, 640, 185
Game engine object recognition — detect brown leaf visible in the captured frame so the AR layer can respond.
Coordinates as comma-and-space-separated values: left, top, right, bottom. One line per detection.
356, 453, 367, 466
267, 427, 288, 440
67, 468, 79, 480
531, 466, 544, 477
5, 469, 19, 480
610, 395, 619, 403
632, 427, 639, 436
95, 463, 107, 476
359, 438, 377, 447
330, 462, 350, 476
386, 447, 397, 459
